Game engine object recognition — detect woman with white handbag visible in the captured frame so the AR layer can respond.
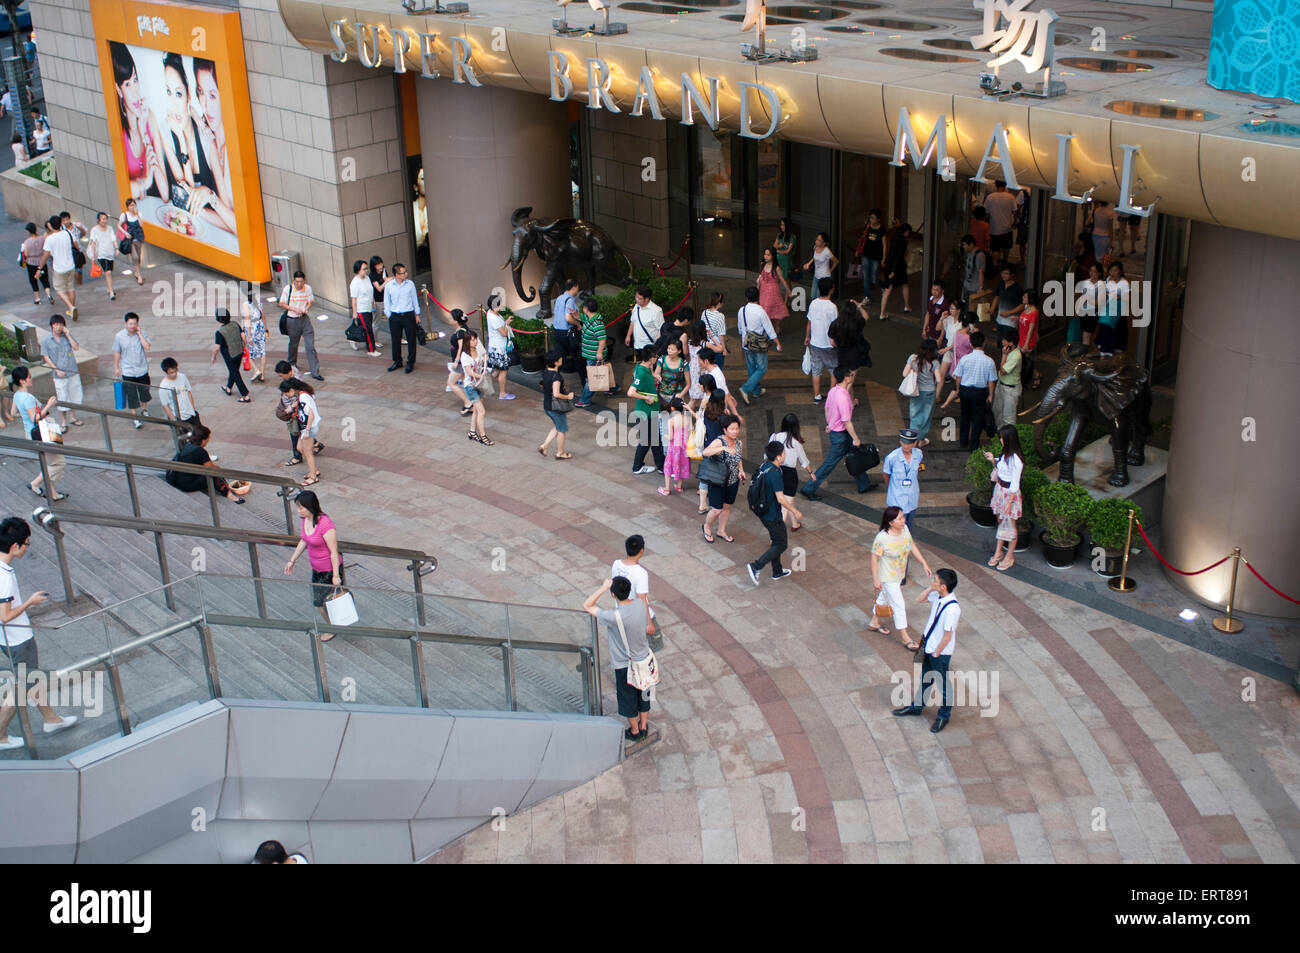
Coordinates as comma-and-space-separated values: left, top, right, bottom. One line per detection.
900, 339, 940, 447
8, 366, 66, 501
583, 576, 656, 742
284, 489, 347, 640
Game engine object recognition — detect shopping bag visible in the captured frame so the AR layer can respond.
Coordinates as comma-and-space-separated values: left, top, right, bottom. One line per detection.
113, 380, 126, 410
801, 347, 812, 376
89, 261, 102, 278
324, 587, 359, 626
586, 362, 613, 392
686, 413, 705, 460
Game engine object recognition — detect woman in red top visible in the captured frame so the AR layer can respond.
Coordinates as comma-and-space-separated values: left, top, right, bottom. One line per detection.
1018, 289, 1041, 390
755, 246, 790, 324
283, 489, 343, 639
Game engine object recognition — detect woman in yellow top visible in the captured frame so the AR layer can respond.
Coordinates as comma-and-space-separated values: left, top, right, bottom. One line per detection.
867, 505, 934, 651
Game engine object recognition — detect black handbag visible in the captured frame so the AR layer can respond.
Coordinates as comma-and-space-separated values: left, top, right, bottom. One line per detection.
345, 318, 367, 343
845, 443, 880, 476
697, 452, 729, 484
416, 325, 428, 346
279, 311, 289, 335
118, 236, 133, 256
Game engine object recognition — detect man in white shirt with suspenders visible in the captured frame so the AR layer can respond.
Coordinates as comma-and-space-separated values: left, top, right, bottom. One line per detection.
892, 568, 960, 733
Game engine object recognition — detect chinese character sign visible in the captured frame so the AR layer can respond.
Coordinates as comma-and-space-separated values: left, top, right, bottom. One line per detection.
971, 0, 1058, 84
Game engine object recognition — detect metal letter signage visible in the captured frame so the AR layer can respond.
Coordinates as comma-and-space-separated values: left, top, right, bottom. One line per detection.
971, 0, 1058, 87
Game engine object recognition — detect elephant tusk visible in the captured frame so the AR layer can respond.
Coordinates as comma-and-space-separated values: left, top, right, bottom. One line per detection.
1018, 400, 1043, 419
500, 258, 512, 270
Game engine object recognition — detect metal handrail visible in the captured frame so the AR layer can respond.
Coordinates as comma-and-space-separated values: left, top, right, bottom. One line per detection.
51, 398, 188, 454
2, 575, 600, 759
0, 431, 301, 534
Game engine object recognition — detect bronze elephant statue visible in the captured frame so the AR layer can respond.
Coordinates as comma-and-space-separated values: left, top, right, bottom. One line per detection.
1032, 345, 1153, 487
503, 206, 632, 320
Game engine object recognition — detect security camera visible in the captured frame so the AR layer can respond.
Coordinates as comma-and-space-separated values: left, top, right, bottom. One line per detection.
979, 73, 1000, 92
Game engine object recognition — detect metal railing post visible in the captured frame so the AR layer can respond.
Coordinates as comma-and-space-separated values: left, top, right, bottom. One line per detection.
197, 623, 223, 699
206, 476, 222, 527
36, 448, 57, 506
48, 522, 75, 607
410, 636, 429, 708
579, 647, 593, 716
105, 661, 132, 735
281, 489, 294, 535
248, 543, 267, 619
412, 560, 426, 626
99, 412, 114, 452
501, 642, 517, 711
153, 532, 176, 611
310, 628, 331, 702
124, 462, 143, 523
589, 615, 603, 715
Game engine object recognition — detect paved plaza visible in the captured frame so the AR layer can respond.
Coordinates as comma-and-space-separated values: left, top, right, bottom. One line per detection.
3, 261, 1298, 864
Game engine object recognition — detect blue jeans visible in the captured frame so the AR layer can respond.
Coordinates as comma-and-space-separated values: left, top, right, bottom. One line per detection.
802, 429, 871, 494
909, 391, 935, 440
911, 653, 952, 720
862, 257, 880, 297
742, 348, 768, 396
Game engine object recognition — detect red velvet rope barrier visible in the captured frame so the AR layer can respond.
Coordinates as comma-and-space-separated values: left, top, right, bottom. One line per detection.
1243, 561, 1300, 604
662, 237, 690, 272
420, 289, 479, 317
1134, 520, 1231, 576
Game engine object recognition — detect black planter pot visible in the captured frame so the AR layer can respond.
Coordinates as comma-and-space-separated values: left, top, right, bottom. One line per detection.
519, 352, 544, 373
1094, 548, 1124, 577
1039, 530, 1082, 568
1015, 518, 1034, 553
967, 491, 997, 527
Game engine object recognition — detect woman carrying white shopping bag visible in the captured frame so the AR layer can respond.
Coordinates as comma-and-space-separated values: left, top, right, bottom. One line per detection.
284, 489, 349, 641
583, 576, 657, 742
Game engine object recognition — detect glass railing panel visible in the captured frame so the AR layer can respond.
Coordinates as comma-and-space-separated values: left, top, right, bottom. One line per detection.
416, 638, 512, 712
416, 593, 512, 641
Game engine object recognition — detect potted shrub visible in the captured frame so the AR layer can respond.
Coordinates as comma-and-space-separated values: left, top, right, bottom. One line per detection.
1034, 481, 1094, 568
1016, 466, 1050, 553
1087, 497, 1143, 577
964, 447, 997, 527
508, 310, 547, 373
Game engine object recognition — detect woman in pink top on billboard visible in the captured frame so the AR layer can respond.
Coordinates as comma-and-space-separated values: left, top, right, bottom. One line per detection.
191, 57, 238, 234
110, 42, 166, 202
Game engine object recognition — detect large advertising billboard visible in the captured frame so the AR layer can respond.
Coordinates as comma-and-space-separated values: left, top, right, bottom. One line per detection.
91, 0, 269, 282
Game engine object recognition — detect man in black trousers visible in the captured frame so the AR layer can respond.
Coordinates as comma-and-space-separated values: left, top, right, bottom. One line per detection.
893, 568, 961, 733
383, 263, 421, 374
951, 330, 997, 449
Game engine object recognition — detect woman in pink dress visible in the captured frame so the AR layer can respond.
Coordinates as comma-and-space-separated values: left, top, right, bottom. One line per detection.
755, 246, 790, 323
660, 397, 693, 495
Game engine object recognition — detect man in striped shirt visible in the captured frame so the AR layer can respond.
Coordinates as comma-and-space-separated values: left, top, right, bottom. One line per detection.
279, 271, 323, 381
577, 295, 607, 406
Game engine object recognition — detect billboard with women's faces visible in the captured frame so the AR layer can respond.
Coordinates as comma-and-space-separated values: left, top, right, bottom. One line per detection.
91, 0, 269, 282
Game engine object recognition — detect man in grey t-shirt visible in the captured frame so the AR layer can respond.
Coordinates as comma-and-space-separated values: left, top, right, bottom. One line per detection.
41, 315, 82, 429
583, 576, 651, 741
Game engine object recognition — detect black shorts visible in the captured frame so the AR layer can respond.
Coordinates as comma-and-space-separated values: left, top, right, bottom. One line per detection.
707, 479, 739, 510
614, 668, 651, 717
989, 231, 1013, 252
122, 373, 151, 409
781, 465, 798, 497
97, 258, 114, 272
0, 638, 38, 669
1079, 314, 1099, 334
310, 565, 344, 607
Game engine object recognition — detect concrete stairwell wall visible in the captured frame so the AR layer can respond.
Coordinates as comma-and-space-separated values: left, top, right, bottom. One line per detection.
0, 699, 623, 863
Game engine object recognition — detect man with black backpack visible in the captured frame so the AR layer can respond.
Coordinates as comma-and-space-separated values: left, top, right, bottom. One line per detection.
745, 441, 803, 586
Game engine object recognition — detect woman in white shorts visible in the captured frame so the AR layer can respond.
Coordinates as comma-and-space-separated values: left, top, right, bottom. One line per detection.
867, 505, 934, 651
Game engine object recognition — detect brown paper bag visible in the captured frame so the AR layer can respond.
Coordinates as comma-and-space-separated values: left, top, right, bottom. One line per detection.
586, 362, 613, 392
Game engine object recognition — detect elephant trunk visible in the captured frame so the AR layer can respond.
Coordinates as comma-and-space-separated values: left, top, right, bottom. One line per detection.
1032, 378, 1069, 464
509, 236, 536, 303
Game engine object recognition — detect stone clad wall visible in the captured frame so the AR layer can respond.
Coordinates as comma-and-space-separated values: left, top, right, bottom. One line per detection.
587, 109, 671, 269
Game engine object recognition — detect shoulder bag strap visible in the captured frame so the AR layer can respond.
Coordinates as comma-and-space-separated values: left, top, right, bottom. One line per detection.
612, 607, 637, 661
922, 598, 956, 645
635, 306, 650, 340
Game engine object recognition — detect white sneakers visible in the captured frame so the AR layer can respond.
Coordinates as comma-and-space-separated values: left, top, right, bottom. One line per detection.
634, 465, 656, 475
44, 715, 77, 734
0, 735, 22, 750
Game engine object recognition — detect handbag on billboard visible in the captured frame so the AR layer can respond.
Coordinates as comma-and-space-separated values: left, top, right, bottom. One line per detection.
585, 362, 613, 392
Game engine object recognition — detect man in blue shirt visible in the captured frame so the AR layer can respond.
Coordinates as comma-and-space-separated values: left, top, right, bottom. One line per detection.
382, 262, 421, 374
551, 276, 580, 368
746, 441, 803, 586
952, 331, 997, 449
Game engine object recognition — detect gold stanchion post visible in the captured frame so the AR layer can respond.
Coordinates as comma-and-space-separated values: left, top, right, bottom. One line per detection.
1108, 509, 1138, 592
1213, 547, 1245, 633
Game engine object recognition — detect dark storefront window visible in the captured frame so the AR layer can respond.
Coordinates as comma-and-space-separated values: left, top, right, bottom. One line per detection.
1147, 214, 1188, 384
693, 126, 747, 269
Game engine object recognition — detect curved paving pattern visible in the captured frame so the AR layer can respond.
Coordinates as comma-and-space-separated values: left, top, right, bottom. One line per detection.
8, 271, 1298, 864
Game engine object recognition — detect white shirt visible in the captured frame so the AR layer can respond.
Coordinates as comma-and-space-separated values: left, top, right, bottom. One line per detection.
921, 591, 960, 656
11, 141, 26, 164
701, 308, 726, 344
769, 431, 809, 471
89, 224, 116, 259
985, 190, 1018, 234
459, 348, 483, 386
297, 393, 319, 429
349, 274, 374, 314
33, 126, 50, 151
43, 229, 74, 273
737, 303, 776, 345
611, 558, 654, 620
630, 301, 664, 349
160, 372, 196, 420
994, 454, 1024, 494
807, 298, 836, 349
486, 311, 509, 353
0, 561, 33, 647
812, 247, 832, 279
1076, 278, 1099, 316
701, 363, 727, 394
0, 91, 11, 113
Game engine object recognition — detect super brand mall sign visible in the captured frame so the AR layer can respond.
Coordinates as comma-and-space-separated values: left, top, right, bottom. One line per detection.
325, 16, 1153, 214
